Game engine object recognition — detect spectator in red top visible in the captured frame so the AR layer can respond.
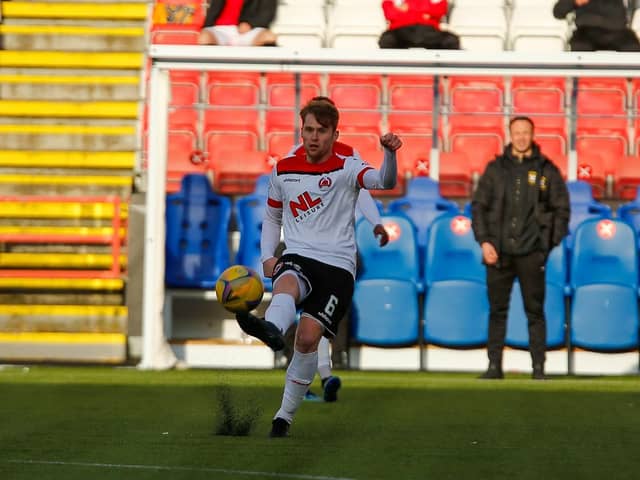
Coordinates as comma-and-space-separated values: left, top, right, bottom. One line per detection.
198, 0, 278, 46
378, 0, 460, 49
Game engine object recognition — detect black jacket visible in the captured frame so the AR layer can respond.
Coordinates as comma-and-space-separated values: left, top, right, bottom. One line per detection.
203, 0, 277, 28
553, 0, 628, 30
471, 143, 570, 257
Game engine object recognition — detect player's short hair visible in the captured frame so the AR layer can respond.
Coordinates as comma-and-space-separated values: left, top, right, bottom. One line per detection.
310, 95, 336, 106
300, 98, 339, 130
509, 115, 535, 131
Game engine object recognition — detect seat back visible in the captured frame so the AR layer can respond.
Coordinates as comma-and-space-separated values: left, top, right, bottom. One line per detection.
165, 174, 231, 288
571, 219, 637, 289
355, 214, 419, 286
235, 194, 271, 291
425, 214, 484, 285
570, 218, 639, 351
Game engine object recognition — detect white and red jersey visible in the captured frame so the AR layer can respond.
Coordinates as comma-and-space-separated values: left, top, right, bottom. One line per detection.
266, 151, 373, 277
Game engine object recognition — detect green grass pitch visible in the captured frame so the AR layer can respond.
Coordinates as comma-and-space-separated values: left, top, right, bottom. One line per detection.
1, 366, 639, 480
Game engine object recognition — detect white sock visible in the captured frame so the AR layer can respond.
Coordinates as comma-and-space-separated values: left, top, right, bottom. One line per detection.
265, 293, 297, 334
274, 349, 317, 423
317, 336, 332, 380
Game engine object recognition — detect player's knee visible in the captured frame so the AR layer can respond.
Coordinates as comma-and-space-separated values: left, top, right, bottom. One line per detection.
198, 30, 217, 45
295, 329, 320, 353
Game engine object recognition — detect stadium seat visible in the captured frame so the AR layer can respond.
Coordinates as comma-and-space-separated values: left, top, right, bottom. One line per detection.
271, 2, 326, 48
150, 24, 200, 44
351, 215, 421, 346
204, 72, 261, 130
337, 127, 383, 157
235, 190, 272, 291
438, 151, 473, 197
423, 214, 489, 347
505, 242, 568, 350
387, 75, 437, 131
266, 129, 300, 160
615, 157, 640, 200
143, 127, 201, 192
327, 74, 383, 128
575, 151, 618, 198
326, 5, 386, 49
387, 177, 459, 273
566, 180, 613, 251
508, 7, 569, 52
209, 149, 271, 195
617, 188, 640, 246
576, 78, 628, 133
165, 174, 231, 288
448, 6, 507, 52
264, 73, 322, 130
570, 218, 639, 351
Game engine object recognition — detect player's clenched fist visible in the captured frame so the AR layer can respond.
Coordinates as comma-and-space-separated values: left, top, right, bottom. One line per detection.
380, 133, 402, 151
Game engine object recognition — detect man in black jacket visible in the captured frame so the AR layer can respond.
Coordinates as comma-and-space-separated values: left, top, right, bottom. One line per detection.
198, 0, 278, 46
553, 0, 640, 51
471, 117, 570, 380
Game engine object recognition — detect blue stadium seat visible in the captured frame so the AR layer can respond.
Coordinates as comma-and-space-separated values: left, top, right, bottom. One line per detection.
165, 174, 231, 288
351, 214, 421, 346
566, 181, 612, 251
235, 193, 272, 291
388, 177, 459, 270
505, 242, 568, 350
617, 188, 640, 247
570, 218, 639, 351
423, 214, 489, 347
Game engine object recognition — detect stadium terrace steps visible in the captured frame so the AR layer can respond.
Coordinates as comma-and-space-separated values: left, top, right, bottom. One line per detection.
0, 50, 143, 69
0, 151, 136, 169
0, 73, 140, 101
1, 2, 149, 19
0, 304, 127, 332
0, 331, 127, 363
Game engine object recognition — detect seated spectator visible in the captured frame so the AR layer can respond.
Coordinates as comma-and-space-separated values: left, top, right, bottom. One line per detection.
553, 0, 640, 51
378, 0, 460, 50
198, 0, 278, 46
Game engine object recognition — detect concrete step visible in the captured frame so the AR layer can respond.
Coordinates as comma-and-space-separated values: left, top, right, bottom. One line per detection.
0, 293, 124, 305
0, 120, 138, 150
0, 304, 127, 333
1, 24, 146, 51
0, 172, 133, 196
0, 50, 143, 68
0, 73, 141, 101
1, 2, 149, 20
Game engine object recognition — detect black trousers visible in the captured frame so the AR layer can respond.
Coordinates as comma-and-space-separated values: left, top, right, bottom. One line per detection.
569, 26, 640, 52
486, 251, 547, 366
379, 25, 460, 50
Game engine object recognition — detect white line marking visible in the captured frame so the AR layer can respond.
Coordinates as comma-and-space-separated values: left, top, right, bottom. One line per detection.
7, 459, 357, 480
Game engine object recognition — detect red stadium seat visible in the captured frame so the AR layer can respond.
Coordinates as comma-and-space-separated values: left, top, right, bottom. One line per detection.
449, 130, 503, 179
388, 75, 437, 130
209, 150, 272, 195
577, 153, 609, 198
150, 24, 200, 44
206, 128, 260, 157
576, 78, 627, 131
615, 156, 640, 200
438, 151, 473, 198
265, 73, 322, 129
266, 130, 299, 160
327, 74, 383, 127
205, 72, 261, 130
338, 127, 382, 156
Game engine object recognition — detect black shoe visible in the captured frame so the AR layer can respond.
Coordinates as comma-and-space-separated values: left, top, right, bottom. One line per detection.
478, 363, 504, 379
236, 312, 285, 351
322, 376, 341, 402
532, 364, 545, 380
269, 417, 290, 438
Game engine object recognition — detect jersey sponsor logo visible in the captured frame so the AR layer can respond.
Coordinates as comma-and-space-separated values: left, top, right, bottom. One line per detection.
290, 192, 324, 221
284, 177, 300, 183
318, 176, 332, 190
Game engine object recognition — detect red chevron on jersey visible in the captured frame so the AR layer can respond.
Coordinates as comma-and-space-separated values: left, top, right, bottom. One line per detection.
277, 153, 346, 175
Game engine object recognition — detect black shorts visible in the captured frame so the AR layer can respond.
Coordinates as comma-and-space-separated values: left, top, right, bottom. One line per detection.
272, 253, 354, 338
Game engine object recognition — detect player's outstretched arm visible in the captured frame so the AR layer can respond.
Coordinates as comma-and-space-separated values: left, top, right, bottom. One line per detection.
260, 203, 282, 278
356, 189, 382, 226
361, 132, 402, 190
